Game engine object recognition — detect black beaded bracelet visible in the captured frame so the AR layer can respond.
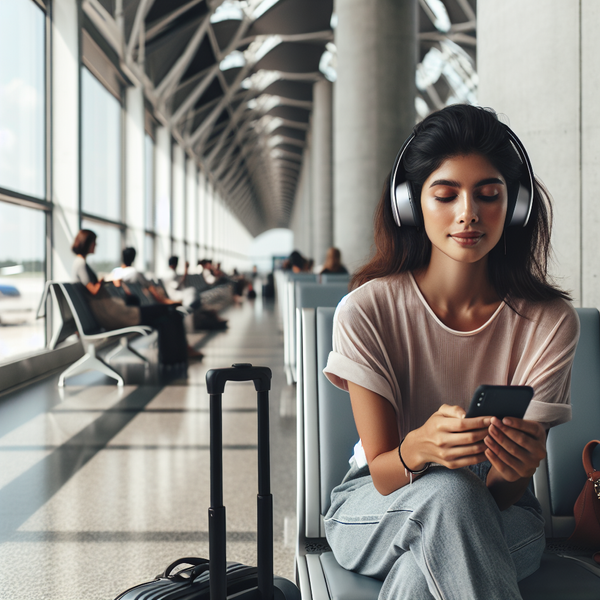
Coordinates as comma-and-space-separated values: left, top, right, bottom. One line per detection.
398, 437, 430, 484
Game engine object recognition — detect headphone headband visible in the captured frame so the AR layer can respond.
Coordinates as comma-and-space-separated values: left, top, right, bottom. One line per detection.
389, 123, 535, 228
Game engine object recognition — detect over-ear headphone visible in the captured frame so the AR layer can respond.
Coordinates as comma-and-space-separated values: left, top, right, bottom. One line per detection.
389, 124, 535, 228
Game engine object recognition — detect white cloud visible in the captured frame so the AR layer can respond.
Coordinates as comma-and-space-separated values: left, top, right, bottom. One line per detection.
0, 78, 41, 110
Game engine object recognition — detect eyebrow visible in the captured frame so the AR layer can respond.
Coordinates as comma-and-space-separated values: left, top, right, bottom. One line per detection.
429, 177, 505, 188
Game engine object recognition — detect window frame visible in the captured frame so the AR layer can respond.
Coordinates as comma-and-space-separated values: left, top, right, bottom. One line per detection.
0, 0, 52, 360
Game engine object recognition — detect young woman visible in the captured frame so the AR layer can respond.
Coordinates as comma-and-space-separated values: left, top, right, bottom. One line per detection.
323, 105, 579, 600
71, 229, 203, 361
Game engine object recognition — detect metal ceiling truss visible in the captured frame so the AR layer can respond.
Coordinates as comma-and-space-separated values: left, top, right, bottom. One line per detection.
81, 0, 476, 237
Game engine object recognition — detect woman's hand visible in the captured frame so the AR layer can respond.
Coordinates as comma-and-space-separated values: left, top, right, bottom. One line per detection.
484, 417, 546, 481
402, 404, 489, 471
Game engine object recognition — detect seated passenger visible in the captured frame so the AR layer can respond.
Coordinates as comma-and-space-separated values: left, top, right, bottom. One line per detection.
162, 256, 200, 310
323, 105, 579, 599
71, 231, 202, 361
320, 247, 348, 275
198, 258, 216, 286
110, 247, 177, 306
287, 250, 309, 273
164, 256, 228, 330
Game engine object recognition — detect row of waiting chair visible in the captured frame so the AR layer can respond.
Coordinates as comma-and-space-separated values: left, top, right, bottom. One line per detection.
294, 297, 600, 599
275, 271, 351, 385
38, 275, 234, 387
38, 282, 155, 387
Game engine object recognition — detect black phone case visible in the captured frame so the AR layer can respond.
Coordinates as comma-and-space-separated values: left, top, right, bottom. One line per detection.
466, 385, 534, 419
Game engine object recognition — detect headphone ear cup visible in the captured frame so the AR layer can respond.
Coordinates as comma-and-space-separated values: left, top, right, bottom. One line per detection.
507, 183, 532, 227
392, 181, 421, 227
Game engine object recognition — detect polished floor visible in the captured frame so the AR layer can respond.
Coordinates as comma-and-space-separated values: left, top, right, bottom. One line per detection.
0, 297, 297, 600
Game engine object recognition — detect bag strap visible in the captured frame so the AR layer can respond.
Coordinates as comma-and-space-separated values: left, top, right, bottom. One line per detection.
582, 440, 600, 476
582, 440, 600, 502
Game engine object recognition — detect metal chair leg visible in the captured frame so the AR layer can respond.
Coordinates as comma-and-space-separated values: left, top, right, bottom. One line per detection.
105, 337, 149, 364
58, 344, 124, 387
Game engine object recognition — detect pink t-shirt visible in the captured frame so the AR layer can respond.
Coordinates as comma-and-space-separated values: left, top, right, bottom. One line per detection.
324, 272, 580, 435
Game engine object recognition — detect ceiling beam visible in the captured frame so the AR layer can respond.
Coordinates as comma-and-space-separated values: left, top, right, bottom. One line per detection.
188, 62, 255, 147
168, 17, 253, 126
145, 0, 205, 42
125, 0, 155, 60
154, 13, 213, 99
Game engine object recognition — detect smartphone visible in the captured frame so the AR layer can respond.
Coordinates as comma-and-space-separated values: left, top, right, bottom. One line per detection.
465, 385, 534, 419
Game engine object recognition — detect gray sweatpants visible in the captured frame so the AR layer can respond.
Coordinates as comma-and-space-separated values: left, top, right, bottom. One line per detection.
324, 461, 545, 600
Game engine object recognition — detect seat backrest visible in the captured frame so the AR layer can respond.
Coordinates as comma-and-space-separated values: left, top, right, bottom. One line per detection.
61, 282, 103, 336
316, 307, 358, 514
284, 274, 318, 381
538, 307, 600, 536
105, 283, 127, 300
125, 282, 154, 306
47, 282, 78, 347
187, 273, 210, 293
321, 273, 351, 285
296, 282, 348, 312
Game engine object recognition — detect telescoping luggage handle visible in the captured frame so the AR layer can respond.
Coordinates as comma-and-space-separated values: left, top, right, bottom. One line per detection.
205, 363, 273, 600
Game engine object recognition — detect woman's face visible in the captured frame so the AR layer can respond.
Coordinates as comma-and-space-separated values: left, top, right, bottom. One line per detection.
88, 239, 97, 255
420, 153, 508, 265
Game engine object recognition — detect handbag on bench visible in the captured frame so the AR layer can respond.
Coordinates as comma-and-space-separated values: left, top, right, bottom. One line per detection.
568, 440, 600, 553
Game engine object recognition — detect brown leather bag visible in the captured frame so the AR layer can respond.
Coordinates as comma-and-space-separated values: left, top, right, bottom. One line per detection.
568, 440, 600, 549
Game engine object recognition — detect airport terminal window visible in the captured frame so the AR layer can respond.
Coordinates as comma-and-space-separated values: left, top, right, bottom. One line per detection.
81, 67, 122, 222
0, 202, 45, 362
81, 219, 122, 277
0, 0, 46, 199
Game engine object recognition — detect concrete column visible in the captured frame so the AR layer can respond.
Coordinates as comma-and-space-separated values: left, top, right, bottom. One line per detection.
51, 0, 79, 283
311, 79, 333, 266
124, 85, 145, 267
290, 150, 310, 257
155, 126, 171, 276
334, 0, 417, 271
302, 144, 312, 260
580, 0, 600, 308
477, 0, 600, 307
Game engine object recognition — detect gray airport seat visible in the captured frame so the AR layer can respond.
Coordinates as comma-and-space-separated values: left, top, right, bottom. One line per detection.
281, 273, 318, 384
38, 282, 153, 387
296, 306, 600, 600
320, 274, 351, 285
293, 282, 349, 388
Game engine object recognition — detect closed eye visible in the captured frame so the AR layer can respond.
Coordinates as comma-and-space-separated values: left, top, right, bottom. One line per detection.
434, 195, 457, 202
478, 193, 499, 202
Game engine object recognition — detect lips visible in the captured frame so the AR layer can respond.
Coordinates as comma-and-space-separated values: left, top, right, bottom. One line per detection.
449, 231, 484, 246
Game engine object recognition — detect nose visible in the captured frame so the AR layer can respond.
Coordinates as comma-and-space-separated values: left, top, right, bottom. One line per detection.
457, 192, 479, 224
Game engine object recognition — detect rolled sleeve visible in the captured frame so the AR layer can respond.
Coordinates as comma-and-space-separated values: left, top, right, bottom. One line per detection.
519, 301, 580, 429
324, 351, 394, 405
322, 289, 399, 410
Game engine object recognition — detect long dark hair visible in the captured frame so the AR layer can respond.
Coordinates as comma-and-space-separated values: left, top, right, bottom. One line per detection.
351, 104, 570, 303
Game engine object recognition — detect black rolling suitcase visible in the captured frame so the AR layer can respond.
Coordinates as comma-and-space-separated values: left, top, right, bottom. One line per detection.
114, 363, 301, 600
